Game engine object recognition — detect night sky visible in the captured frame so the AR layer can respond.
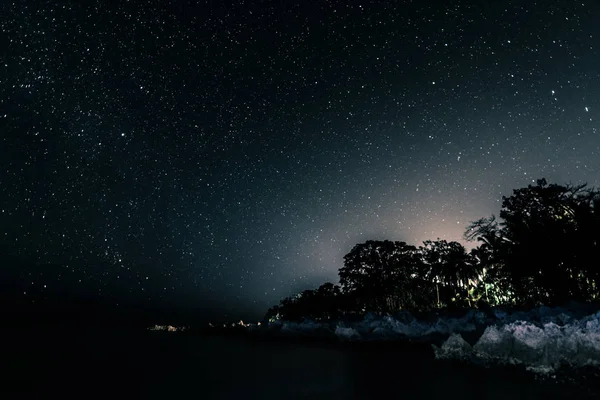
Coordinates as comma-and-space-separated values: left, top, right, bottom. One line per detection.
1, 0, 599, 321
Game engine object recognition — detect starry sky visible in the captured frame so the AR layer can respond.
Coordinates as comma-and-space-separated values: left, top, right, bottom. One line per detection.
1, 0, 599, 321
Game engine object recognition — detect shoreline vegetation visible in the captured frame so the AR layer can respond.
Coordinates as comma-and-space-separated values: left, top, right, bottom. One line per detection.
262, 179, 600, 327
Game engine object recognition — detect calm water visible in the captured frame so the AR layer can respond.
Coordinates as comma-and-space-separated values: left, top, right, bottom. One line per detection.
2, 328, 598, 399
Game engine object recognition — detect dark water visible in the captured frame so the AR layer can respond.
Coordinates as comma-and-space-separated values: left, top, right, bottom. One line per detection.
2, 328, 598, 399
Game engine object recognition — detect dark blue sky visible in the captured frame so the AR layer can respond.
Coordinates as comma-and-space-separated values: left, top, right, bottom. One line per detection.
1, 0, 599, 321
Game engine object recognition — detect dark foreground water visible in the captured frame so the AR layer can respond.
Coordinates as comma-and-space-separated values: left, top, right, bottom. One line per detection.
2, 328, 599, 399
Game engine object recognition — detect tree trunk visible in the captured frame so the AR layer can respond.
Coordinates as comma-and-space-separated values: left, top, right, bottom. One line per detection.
485, 283, 489, 304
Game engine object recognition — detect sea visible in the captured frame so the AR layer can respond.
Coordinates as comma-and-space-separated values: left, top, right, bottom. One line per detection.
2, 327, 599, 399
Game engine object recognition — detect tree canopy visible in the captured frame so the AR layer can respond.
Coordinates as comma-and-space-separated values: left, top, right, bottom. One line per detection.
265, 179, 600, 322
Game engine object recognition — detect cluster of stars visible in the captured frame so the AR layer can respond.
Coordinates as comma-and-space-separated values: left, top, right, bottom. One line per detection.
1, 0, 598, 319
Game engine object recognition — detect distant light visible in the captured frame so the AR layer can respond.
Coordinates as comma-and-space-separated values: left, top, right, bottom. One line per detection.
585, 107, 589, 112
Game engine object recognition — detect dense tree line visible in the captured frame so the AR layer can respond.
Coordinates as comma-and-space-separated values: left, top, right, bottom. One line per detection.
265, 180, 600, 322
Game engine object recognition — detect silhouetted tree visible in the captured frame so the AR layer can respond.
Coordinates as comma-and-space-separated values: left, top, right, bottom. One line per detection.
265, 282, 345, 321
468, 245, 513, 306
314, 282, 343, 319
339, 240, 420, 313
465, 218, 514, 306
264, 305, 281, 322
494, 179, 598, 305
418, 240, 480, 307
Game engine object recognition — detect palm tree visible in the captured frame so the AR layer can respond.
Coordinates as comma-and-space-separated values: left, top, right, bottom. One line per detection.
420, 240, 479, 307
